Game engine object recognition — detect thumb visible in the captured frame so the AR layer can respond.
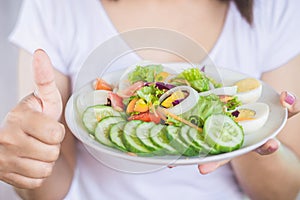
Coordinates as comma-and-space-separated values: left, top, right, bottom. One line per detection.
32, 49, 62, 119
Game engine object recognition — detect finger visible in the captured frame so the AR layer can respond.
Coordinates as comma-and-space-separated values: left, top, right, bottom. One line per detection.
19, 139, 61, 162
280, 91, 300, 118
3, 157, 55, 179
13, 158, 54, 179
197, 159, 230, 175
33, 49, 57, 100
1, 123, 61, 162
1, 172, 44, 189
32, 49, 62, 119
255, 138, 280, 155
0, 155, 54, 179
17, 134, 61, 162
21, 110, 65, 145
5, 110, 65, 145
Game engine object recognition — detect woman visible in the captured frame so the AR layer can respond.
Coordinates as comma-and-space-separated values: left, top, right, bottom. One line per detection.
1, 0, 300, 199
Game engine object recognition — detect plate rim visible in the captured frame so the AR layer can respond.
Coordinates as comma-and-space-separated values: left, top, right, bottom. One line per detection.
65, 65, 288, 166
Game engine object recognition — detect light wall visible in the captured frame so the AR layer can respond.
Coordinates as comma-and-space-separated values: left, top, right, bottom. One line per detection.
0, 0, 22, 121
0, 1, 23, 199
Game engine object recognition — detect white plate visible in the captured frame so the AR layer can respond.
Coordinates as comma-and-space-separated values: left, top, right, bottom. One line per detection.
65, 65, 287, 170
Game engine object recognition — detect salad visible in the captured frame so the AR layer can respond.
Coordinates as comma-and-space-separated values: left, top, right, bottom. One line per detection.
77, 64, 270, 157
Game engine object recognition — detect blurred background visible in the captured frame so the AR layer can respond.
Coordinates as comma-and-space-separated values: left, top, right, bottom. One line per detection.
0, 0, 23, 199
0, 0, 21, 120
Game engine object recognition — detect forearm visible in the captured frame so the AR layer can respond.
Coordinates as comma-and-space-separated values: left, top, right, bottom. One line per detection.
15, 153, 75, 200
231, 145, 300, 200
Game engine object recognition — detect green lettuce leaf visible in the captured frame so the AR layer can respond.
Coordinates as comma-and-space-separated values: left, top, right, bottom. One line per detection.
225, 96, 241, 111
136, 85, 164, 106
127, 65, 163, 84
176, 68, 210, 92
181, 94, 224, 125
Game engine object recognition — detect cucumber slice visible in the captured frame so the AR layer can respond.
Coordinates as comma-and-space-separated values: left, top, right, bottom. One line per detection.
109, 121, 127, 151
188, 127, 219, 155
166, 125, 199, 157
203, 114, 244, 152
179, 125, 202, 152
123, 120, 152, 154
82, 105, 122, 134
150, 124, 178, 155
136, 122, 160, 152
94, 116, 125, 147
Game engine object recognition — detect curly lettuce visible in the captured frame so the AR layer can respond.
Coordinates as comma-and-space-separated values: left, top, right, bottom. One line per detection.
127, 65, 163, 84
136, 85, 164, 106
225, 96, 241, 111
166, 94, 225, 127
188, 94, 224, 120
172, 68, 222, 92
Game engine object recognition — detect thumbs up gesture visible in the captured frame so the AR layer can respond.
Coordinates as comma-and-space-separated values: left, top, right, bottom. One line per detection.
0, 50, 65, 189
31, 49, 63, 119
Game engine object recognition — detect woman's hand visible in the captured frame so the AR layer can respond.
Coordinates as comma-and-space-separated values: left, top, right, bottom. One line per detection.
0, 50, 64, 189
198, 91, 300, 174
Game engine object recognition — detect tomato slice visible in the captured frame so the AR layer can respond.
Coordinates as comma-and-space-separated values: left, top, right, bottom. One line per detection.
128, 112, 161, 124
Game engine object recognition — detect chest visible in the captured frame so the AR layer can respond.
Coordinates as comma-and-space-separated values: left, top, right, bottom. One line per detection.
100, 0, 229, 62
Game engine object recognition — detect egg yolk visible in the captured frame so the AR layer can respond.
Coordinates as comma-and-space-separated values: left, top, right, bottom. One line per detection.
235, 78, 261, 93
235, 109, 256, 122
161, 90, 186, 108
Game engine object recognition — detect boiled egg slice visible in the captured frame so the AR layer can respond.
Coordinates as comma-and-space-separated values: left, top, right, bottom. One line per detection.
76, 90, 110, 114
159, 86, 199, 115
234, 102, 269, 133
234, 78, 262, 104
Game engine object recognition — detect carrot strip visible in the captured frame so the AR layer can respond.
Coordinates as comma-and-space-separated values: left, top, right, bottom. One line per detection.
157, 107, 203, 132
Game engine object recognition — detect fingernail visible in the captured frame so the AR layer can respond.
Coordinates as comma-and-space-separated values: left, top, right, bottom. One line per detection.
285, 92, 296, 105
268, 139, 281, 153
267, 146, 277, 153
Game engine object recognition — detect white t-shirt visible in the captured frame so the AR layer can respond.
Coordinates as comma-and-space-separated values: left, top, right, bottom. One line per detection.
8, 0, 300, 199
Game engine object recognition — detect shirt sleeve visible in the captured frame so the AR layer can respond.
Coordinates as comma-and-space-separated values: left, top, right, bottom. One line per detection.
9, 0, 69, 75
255, 0, 300, 73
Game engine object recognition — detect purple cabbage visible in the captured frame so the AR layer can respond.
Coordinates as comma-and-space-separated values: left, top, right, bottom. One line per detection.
172, 98, 185, 106
231, 110, 240, 118
200, 65, 206, 72
155, 82, 176, 90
